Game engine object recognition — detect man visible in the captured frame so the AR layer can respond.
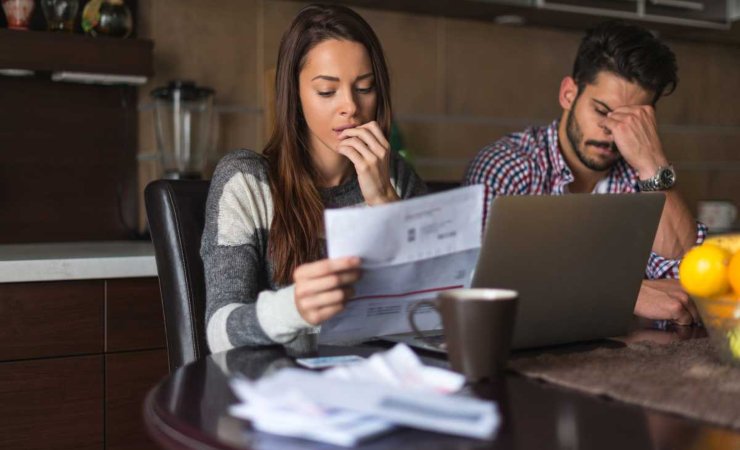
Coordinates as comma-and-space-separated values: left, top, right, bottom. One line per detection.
463, 21, 706, 326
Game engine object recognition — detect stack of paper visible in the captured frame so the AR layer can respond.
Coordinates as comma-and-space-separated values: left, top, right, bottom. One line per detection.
323, 342, 463, 393
229, 344, 500, 447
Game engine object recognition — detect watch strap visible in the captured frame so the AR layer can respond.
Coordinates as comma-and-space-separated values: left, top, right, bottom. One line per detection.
638, 165, 675, 191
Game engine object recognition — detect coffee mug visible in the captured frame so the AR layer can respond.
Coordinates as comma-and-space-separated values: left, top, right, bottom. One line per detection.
409, 288, 518, 381
698, 200, 738, 232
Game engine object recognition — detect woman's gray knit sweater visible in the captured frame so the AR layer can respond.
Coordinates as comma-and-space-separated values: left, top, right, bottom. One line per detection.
200, 149, 426, 353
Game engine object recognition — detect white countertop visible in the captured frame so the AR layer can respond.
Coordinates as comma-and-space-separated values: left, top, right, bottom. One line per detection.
0, 241, 157, 283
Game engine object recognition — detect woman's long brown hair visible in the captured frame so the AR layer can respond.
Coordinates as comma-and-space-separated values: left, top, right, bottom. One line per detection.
264, 4, 392, 285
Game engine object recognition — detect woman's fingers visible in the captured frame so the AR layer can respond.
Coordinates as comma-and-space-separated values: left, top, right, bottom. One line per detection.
297, 287, 354, 325
313, 303, 346, 324
359, 121, 389, 151
301, 287, 355, 310
340, 137, 377, 166
293, 256, 360, 282
335, 121, 397, 206
295, 269, 361, 298
294, 258, 362, 325
340, 126, 387, 159
337, 139, 371, 172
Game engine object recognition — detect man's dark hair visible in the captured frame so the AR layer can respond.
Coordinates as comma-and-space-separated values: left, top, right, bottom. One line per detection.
572, 21, 678, 104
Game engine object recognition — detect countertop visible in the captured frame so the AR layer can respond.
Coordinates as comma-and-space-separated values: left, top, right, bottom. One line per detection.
0, 241, 157, 283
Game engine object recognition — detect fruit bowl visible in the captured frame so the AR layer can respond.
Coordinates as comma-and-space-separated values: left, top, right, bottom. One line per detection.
692, 294, 740, 366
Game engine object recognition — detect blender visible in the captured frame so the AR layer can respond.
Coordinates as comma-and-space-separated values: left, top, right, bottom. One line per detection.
151, 80, 215, 179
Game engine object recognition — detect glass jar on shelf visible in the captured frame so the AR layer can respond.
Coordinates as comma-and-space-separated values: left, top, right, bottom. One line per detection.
40, 0, 79, 32
82, 0, 132, 38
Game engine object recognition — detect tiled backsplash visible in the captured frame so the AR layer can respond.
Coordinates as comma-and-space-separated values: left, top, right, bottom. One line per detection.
135, 0, 740, 231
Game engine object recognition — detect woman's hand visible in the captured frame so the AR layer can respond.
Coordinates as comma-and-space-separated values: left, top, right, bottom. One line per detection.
293, 256, 362, 325
337, 121, 400, 205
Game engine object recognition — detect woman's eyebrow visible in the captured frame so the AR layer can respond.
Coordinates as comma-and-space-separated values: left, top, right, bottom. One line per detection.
311, 75, 340, 82
310, 72, 374, 82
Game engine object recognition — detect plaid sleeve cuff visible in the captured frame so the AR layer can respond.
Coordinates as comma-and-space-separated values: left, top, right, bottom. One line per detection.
645, 221, 709, 279
645, 251, 679, 279
695, 220, 708, 245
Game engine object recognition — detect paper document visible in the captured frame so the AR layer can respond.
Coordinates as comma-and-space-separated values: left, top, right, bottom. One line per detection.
248, 368, 498, 439
229, 344, 499, 446
319, 185, 484, 344
323, 343, 465, 394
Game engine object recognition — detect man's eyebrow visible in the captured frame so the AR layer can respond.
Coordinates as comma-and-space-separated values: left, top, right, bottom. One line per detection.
310, 73, 374, 82
592, 99, 613, 112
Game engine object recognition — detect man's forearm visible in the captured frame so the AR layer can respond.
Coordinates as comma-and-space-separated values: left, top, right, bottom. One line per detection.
652, 188, 698, 259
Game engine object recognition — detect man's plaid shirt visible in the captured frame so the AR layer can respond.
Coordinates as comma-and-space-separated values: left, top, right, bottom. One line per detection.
463, 120, 707, 279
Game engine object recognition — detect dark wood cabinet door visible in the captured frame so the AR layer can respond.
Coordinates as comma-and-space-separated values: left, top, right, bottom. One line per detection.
0, 355, 104, 450
0, 281, 104, 361
0, 77, 139, 244
106, 349, 168, 450
106, 278, 166, 353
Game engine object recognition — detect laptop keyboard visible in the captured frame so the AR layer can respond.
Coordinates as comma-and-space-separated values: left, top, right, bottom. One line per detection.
420, 334, 446, 346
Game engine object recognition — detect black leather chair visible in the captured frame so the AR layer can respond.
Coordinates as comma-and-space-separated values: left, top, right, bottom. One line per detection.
426, 180, 461, 193
145, 179, 211, 372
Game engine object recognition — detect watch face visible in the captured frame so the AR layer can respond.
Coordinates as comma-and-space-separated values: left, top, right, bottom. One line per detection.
660, 168, 675, 187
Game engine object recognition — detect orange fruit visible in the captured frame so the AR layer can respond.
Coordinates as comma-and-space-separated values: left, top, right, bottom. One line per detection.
679, 244, 731, 298
728, 251, 740, 297
701, 293, 737, 320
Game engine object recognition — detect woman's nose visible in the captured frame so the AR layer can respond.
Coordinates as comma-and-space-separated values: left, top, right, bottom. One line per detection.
339, 91, 358, 117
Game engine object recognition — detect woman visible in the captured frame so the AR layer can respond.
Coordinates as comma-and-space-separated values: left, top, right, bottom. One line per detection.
201, 4, 426, 353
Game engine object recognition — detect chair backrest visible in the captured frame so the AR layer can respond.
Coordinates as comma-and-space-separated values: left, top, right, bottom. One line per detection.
426, 181, 461, 194
145, 179, 211, 372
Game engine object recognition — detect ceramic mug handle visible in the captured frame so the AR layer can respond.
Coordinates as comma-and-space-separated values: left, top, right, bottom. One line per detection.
407, 300, 442, 347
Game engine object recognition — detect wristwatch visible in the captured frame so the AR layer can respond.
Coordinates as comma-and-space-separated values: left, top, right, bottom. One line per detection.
638, 165, 676, 191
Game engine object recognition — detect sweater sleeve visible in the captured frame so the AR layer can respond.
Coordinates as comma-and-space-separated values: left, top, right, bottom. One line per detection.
390, 150, 427, 199
200, 151, 314, 353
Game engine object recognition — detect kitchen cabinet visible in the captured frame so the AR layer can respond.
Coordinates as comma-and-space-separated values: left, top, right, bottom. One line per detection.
324, 0, 740, 44
643, 0, 727, 24
0, 28, 153, 244
0, 277, 167, 450
0, 355, 104, 450
534, 0, 730, 29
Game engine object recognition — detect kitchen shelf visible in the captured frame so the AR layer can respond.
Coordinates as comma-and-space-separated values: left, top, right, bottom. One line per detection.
0, 28, 153, 77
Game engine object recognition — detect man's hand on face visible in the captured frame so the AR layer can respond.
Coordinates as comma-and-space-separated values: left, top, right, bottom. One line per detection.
602, 105, 669, 179
634, 279, 701, 326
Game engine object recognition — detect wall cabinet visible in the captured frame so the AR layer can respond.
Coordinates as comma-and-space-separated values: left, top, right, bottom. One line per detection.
0, 278, 167, 450
326, 0, 740, 45
0, 29, 153, 244
534, 0, 730, 29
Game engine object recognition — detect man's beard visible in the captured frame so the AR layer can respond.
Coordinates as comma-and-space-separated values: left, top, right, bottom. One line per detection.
565, 105, 620, 172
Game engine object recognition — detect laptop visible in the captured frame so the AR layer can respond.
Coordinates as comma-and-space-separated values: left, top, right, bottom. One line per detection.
386, 193, 666, 352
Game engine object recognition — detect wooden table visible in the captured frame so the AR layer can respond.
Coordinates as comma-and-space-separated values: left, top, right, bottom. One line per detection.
144, 324, 740, 449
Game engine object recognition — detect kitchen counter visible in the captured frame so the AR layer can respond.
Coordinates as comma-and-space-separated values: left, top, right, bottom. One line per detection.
0, 241, 157, 283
